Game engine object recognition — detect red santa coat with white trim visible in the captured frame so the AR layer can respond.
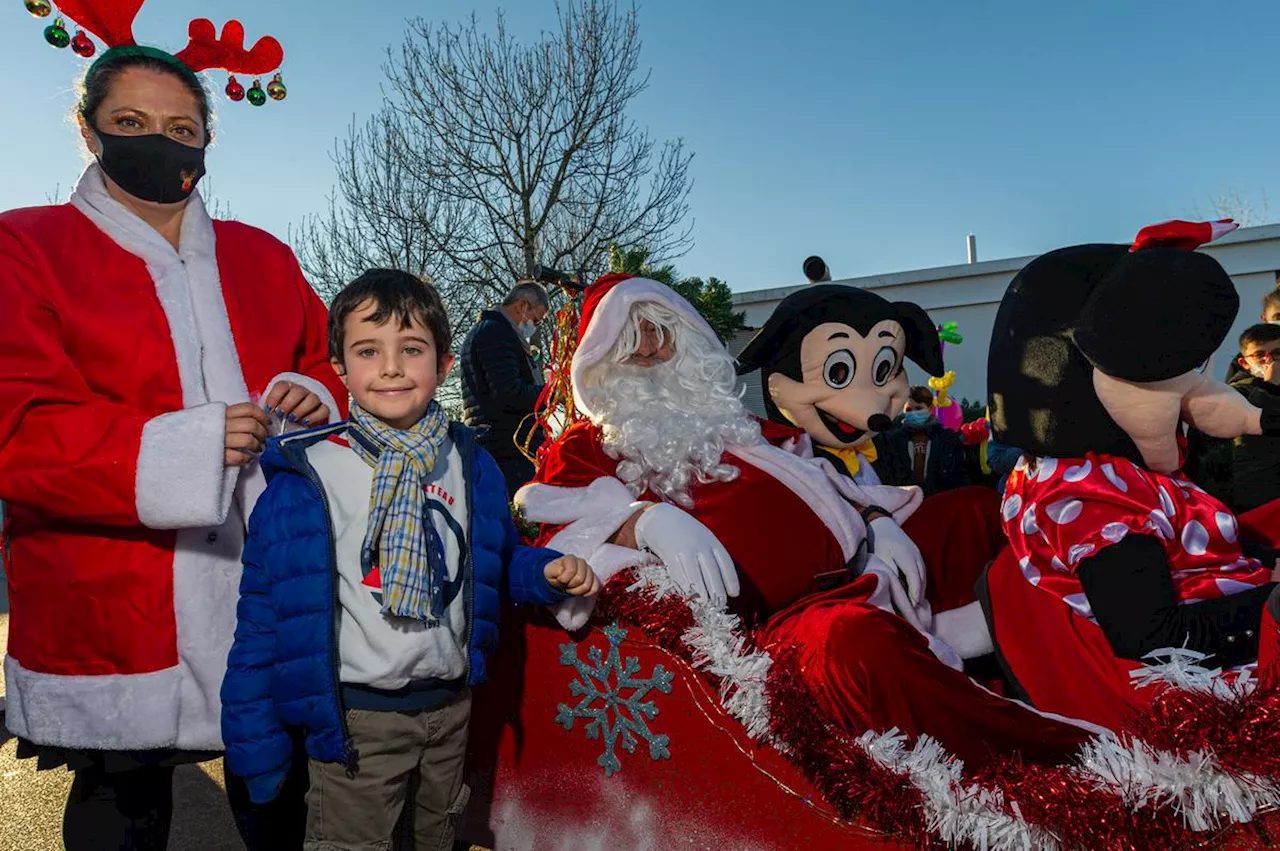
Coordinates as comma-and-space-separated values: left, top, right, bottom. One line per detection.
528, 420, 853, 621
0, 166, 345, 752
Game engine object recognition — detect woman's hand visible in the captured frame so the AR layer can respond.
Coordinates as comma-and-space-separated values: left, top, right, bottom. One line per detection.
225, 403, 270, 467
261, 381, 330, 427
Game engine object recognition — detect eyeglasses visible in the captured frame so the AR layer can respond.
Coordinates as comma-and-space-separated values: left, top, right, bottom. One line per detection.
1244, 349, 1280, 364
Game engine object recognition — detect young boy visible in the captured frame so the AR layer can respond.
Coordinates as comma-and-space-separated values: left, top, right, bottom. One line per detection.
1231, 323, 1280, 512
221, 269, 599, 850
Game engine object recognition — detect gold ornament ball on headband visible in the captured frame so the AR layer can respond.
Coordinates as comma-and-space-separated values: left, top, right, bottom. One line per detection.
267, 72, 286, 101
25, 0, 51, 18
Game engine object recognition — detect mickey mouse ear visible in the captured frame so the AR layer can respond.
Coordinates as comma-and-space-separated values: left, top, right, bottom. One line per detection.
1130, 219, 1238, 252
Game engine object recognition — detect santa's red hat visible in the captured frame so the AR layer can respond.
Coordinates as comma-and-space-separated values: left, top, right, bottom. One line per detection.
572, 273, 720, 418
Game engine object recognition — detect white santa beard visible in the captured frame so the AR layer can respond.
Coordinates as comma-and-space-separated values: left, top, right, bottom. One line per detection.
591, 360, 761, 507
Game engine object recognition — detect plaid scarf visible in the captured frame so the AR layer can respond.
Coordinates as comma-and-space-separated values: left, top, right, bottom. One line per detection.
348, 401, 451, 624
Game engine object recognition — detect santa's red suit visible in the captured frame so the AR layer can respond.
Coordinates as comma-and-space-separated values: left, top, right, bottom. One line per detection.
517, 274, 1096, 767
0, 166, 346, 753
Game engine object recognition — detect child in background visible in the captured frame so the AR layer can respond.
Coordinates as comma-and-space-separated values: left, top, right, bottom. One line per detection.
1231, 323, 1280, 512
1264, 288, 1280, 324
1225, 287, 1280, 384
221, 269, 599, 850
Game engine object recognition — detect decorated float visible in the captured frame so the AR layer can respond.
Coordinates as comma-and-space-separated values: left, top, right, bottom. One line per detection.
458, 231, 1280, 851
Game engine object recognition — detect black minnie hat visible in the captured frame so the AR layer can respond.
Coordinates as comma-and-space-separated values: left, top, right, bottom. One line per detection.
988, 220, 1239, 461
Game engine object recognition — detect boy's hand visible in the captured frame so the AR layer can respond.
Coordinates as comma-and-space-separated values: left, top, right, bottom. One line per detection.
262, 381, 330, 427
544, 556, 601, 598
225, 403, 270, 466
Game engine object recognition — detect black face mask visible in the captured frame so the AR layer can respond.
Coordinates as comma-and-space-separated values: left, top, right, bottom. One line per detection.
94, 132, 207, 205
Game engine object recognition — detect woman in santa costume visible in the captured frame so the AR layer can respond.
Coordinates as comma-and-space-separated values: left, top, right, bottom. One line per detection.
982, 220, 1280, 731
0, 5, 342, 849
517, 273, 1097, 770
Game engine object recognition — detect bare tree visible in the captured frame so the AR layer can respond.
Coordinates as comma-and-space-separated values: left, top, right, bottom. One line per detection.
293, 0, 693, 318
292, 113, 456, 302
201, 178, 235, 221
45, 178, 235, 220
1196, 187, 1273, 228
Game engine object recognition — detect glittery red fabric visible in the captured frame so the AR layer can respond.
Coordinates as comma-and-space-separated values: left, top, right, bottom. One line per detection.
1003, 453, 1271, 620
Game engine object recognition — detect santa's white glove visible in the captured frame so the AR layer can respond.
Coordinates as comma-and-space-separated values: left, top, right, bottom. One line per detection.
868, 516, 926, 606
633, 504, 740, 604
862, 554, 932, 632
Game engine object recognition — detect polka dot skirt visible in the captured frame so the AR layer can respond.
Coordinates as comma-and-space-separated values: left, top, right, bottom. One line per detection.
1001, 453, 1272, 619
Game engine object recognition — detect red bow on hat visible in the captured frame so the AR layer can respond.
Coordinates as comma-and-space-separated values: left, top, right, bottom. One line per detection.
1130, 219, 1237, 252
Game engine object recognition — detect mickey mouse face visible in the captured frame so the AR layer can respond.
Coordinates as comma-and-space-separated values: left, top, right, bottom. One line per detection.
767, 319, 909, 448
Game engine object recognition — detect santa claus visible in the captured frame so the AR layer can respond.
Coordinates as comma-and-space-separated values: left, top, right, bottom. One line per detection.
516, 273, 1096, 765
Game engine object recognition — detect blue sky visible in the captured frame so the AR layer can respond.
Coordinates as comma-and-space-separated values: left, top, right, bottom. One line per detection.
3, 0, 1279, 293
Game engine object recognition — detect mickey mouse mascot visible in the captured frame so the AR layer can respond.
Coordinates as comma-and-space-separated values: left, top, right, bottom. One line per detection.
736, 258, 1002, 659
982, 220, 1280, 730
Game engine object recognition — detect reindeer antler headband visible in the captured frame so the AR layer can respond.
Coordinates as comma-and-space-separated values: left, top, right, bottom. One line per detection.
21, 0, 288, 107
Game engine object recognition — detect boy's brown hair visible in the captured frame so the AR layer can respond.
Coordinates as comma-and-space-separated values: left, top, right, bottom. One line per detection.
328, 269, 452, 366
1240, 322, 1280, 352
908, 385, 935, 406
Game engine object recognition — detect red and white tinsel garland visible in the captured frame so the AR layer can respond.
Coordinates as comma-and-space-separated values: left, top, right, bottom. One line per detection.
597, 565, 1280, 850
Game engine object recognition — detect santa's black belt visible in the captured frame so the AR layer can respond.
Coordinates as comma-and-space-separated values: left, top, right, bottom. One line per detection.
808, 539, 870, 594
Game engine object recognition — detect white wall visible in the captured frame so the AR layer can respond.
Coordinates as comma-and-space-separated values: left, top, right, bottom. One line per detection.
732, 225, 1280, 414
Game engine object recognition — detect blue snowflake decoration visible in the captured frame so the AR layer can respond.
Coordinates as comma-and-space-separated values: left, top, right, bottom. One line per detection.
555, 622, 674, 777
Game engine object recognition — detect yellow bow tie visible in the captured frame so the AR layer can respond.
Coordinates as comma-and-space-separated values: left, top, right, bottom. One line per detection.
823, 440, 878, 477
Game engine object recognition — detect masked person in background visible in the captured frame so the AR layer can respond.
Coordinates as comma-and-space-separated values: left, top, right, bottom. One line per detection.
873, 386, 971, 497
1231, 323, 1280, 512
460, 281, 551, 498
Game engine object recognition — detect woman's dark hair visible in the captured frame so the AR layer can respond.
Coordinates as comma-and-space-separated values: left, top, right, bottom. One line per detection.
328, 269, 453, 365
77, 49, 213, 141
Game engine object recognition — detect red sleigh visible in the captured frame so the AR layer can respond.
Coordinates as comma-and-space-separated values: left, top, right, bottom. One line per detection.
458, 561, 1280, 851
458, 597, 905, 850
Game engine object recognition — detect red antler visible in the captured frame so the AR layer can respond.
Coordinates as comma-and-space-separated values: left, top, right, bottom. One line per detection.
55, 0, 144, 47
174, 19, 284, 76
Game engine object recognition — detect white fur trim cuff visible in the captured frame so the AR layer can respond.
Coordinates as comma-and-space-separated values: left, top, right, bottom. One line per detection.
550, 543, 654, 631
931, 601, 995, 660
262, 372, 341, 425
136, 403, 237, 530
515, 477, 637, 525
3, 655, 185, 750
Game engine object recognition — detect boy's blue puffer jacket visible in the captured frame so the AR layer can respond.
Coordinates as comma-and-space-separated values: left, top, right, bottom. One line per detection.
220, 421, 567, 804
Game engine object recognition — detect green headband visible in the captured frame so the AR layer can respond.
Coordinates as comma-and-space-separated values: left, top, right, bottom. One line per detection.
88, 45, 201, 86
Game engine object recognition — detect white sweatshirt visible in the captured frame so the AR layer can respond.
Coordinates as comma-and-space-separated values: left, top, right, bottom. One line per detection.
306, 434, 470, 690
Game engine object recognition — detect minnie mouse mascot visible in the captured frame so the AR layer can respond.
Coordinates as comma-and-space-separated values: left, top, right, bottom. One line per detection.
982, 219, 1280, 730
